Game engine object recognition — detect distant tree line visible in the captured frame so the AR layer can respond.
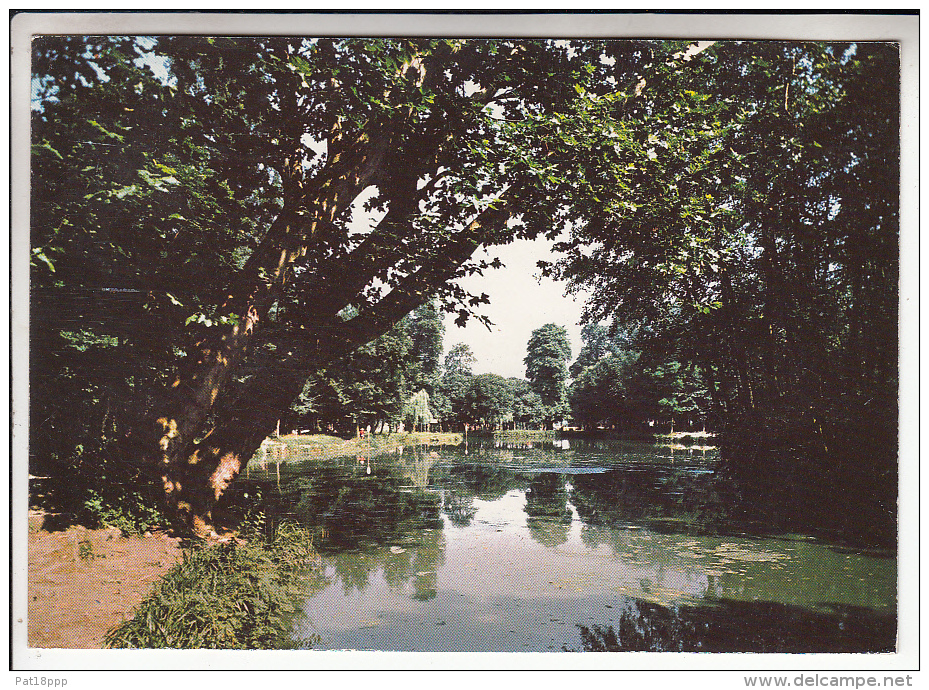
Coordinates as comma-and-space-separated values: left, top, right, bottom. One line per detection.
284, 315, 572, 434
283, 300, 445, 435
568, 323, 710, 434
285, 311, 714, 436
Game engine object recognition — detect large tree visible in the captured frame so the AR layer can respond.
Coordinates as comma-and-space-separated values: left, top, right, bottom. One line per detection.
569, 323, 626, 378
544, 41, 900, 544
435, 343, 476, 429
507, 378, 545, 430
405, 300, 445, 397
569, 351, 640, 431
524, 324, 572, 427
461, 374, 513, 429
567, 322, 710, 432
31, 36, 712, 536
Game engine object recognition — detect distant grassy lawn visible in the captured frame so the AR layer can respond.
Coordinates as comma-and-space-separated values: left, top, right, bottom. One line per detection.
487, 429, 555, 438
248, 431, 463, 467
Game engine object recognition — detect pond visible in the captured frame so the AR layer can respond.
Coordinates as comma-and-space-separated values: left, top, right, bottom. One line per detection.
242, 438, 896, 653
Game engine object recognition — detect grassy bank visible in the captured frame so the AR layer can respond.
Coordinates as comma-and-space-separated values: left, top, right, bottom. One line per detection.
482, 429, 555, 441
248, 431, 463, 468
104, 522, 324, 649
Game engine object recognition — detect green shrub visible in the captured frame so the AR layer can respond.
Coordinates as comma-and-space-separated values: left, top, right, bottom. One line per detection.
104, 522, 324, 649
82, 489, 165, 536
78, 538, 95, 561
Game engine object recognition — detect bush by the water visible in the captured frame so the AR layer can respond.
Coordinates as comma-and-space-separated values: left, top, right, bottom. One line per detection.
81, 488, 165, 537
104, 522, 323, 649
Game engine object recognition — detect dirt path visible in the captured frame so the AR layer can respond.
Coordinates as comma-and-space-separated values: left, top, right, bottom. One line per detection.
28, 511, 183, 649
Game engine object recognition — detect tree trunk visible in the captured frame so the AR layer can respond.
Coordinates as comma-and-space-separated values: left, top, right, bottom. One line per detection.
146, 41, 719, 537
145, 105, 417, 536
156, 184, 516, 536
720, 266, 754, 415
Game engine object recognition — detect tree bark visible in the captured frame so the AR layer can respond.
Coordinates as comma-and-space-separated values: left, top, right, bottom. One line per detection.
159, 182, 516, 536
151, 123, 400, 535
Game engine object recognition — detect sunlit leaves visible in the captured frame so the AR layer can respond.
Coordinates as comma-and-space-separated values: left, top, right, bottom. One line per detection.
31, 247, 56, 273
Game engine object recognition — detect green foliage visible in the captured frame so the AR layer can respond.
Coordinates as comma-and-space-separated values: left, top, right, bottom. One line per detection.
435, 343, 476, 428
403, 389, 433, 431
507, 378, 545, 429
104, 522, 322, 649
78, 538, 95, 561
443, 342, 476, 376
648, 360, 711, 429
82, 489, 165, 537
569, 351, 640, 430
568, 326, 711, 432
31, 36, 897, 544
287, 301, 447, 433
548, 42, 898, 416
31, 36, 272, 486
29, 35, 701, 520
405, 301, 445, 396
547, 41, 899, 541
290, 320, 414, 433
524, 324, 572, 426
462, 374, 513, 429
30, 429, 168, 535
569, 323, 627, 378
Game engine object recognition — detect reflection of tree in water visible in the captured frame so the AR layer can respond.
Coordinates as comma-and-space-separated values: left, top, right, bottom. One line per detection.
410, 529, 444, 601
434, 463, 522, 503
468, 440, 573, 467
432, 463, 520, 528
395, 446, 438, 489
329, 549, 380, 595
571, 598, 895, 653
442, 490, 477, 528
525, 472, 572, 547
578, 523, 619, 552
570, 467, 670, 528
292, 462, 442, 553
327, 524, 446, 599
569, 464, 736, 537
527, 519, 571, 548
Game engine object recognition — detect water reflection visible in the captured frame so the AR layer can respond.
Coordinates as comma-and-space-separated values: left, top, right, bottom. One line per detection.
525, 473, 572, 547
570, 463, 731, 536
286, 452, 443, 554
442, 491, 477, 528
239, 438, 895, 652
573, 599, 895, 653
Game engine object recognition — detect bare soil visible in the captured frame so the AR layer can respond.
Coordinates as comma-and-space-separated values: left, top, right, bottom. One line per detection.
27, 510, 183, 649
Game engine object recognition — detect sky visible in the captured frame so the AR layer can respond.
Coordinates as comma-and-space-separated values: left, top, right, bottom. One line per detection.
346, 188, 589, 381
441, 237, 588, 380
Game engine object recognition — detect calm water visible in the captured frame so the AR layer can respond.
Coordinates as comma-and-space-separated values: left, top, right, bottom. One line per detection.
242, 438, 896, 653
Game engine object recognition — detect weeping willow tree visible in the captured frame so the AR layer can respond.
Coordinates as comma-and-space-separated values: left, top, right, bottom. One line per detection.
403, 390, 433, 433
